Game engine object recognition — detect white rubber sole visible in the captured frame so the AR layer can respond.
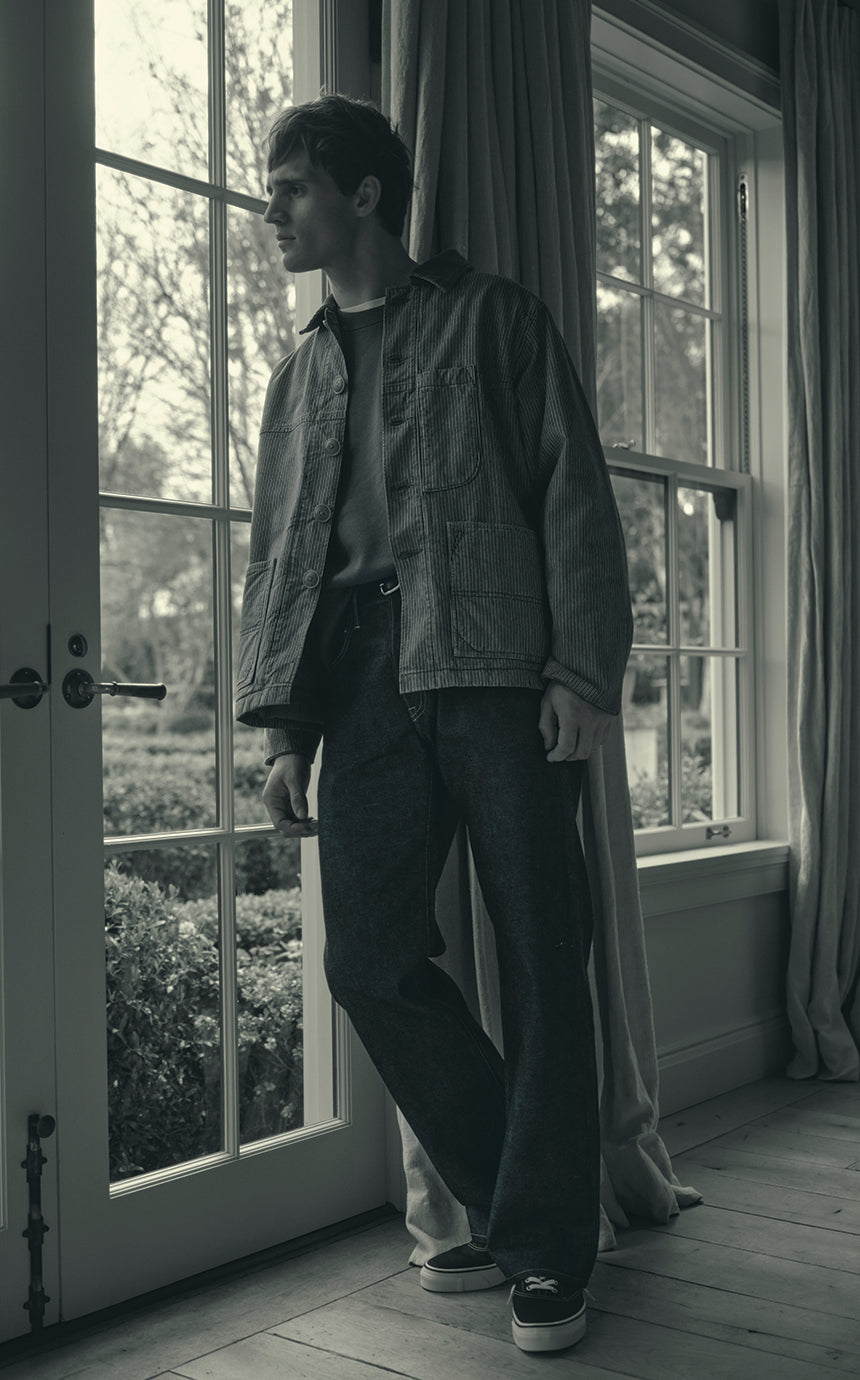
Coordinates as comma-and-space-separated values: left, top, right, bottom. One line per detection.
419, 1262, 507, 1293
511, 1298, 587, 1352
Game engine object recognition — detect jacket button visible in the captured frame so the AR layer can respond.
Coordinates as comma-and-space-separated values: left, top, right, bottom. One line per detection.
312, 503, 332, 521
332, 375, 346, 393
324, 437, 342, 454
302, 570, 321, 588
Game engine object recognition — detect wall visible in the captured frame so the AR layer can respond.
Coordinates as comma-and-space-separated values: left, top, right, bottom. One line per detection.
595, 0, 781, 107
660, 0, 779, 72
639, 856, 793, 1115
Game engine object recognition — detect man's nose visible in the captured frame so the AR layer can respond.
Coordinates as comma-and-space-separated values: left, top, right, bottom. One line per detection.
263, 197, 281, 224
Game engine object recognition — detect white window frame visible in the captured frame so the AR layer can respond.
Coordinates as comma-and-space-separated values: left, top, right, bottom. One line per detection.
591, 7, 789, 871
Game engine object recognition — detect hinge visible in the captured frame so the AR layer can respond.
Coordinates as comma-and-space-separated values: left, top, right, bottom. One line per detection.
21, 1113, 55, 1331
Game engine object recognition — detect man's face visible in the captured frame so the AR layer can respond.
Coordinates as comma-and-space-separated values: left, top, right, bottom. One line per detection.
263, 152, 363, 275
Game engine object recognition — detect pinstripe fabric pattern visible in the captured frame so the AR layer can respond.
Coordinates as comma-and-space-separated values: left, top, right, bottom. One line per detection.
235, 251, 632, 761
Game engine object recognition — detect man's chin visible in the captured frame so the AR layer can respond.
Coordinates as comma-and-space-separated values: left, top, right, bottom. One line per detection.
280, 253, 318, 276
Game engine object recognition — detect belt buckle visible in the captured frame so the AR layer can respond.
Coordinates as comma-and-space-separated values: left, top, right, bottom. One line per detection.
379, 577, 400, 597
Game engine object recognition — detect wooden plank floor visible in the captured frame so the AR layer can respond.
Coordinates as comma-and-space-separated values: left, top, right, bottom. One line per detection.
2, 1076, 859, 1379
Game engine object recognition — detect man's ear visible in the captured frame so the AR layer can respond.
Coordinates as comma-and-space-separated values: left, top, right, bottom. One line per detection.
354, 174, 382, 217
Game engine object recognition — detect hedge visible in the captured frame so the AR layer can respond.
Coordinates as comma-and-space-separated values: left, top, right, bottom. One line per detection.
105, 863, 304, 1180
103, 730, 300, 898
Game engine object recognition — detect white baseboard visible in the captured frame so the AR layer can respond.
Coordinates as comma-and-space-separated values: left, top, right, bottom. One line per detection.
657, 1013, 793, 1117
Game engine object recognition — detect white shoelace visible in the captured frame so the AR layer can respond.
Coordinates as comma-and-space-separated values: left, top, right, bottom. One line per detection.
521, 1274, 561, 1295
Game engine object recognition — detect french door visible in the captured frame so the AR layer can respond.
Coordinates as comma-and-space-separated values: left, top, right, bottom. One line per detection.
0, 0, 386, 1342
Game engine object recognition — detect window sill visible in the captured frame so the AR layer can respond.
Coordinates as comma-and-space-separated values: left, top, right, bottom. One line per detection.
637, 840, 789, 916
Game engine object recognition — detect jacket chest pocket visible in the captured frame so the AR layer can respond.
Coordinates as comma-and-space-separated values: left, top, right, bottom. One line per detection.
416, 366, 482, 490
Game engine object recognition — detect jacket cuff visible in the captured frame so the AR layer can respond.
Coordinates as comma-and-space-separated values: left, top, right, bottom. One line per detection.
541, 658, 622, 715
263, 723, 322, 765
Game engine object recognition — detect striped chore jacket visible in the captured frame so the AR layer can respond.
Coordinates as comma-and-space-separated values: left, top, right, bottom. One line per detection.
235, 250, 633, 763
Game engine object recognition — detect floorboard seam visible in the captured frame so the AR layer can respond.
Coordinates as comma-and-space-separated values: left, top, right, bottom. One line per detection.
161, 1266, 415, 1374
586, 1300, 853, 1373
265, 1330, 417, 1378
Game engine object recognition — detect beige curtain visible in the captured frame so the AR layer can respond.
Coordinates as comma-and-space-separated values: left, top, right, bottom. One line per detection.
780, 0, 860, 1082
381, 0, 700, 1256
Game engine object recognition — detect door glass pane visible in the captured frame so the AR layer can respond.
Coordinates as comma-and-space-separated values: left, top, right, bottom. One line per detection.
226, 0, 294, 199
624, 654, 670, 829
106, 846, 221, 1181
595, 99, 641, 285
235, 837, 306, 1145
227, 206, 297, 510
611, 471, 667, 644
95, 0, 208, 179
651, 127, 708, 307
654, 302, 709, 464
96, 166, 212, 504
101, 509, 216, 835
597, 285, 643, 452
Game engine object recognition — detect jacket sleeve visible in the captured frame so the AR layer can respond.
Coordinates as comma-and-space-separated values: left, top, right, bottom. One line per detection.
251, 631, 325, 765
262, 721, 322, 766
515, 298, 633, 714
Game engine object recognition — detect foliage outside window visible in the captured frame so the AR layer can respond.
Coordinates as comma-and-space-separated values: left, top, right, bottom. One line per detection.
594, 92, 750, 850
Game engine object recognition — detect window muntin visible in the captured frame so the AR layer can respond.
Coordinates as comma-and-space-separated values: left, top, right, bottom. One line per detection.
595, 88, 752, 851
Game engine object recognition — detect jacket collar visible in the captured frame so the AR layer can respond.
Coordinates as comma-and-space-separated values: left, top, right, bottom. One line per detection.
299, 250, 473, 334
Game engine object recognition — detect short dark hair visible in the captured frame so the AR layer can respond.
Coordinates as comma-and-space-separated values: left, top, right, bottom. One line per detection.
266, 94, 413, 238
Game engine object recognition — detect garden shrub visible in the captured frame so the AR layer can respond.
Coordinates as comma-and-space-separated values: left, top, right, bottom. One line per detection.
105, 863, 304, 1180
628, 740, 713, 829
102, 730, 300, 896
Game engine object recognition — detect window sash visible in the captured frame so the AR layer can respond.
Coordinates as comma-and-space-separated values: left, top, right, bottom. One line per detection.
607, 452, 755, 852
594, 73, 755, 852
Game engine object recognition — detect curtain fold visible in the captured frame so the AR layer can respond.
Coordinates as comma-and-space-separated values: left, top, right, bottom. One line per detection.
779, 0, 860, 1082
382, 0, 700, 1256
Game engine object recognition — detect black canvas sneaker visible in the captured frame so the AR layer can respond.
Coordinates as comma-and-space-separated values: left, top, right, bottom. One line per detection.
510, 1274, 587, 1352
419, 1241, 507, 1292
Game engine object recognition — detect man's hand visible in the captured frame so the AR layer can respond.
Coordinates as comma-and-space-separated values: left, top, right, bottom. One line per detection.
262, 753, 319, 838
539, 682, 614, 761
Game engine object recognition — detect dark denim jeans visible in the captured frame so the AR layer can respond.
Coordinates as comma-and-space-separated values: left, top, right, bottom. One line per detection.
316, 586, 600, 1286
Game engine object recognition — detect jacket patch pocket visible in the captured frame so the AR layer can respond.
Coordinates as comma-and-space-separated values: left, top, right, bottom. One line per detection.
235, 558, 277, 689
416, 366, 482, 490
449, 523, 549, 662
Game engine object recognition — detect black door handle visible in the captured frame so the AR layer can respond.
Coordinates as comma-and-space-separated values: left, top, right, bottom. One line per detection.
0, 668, 48, 709
62, 668, 167, 709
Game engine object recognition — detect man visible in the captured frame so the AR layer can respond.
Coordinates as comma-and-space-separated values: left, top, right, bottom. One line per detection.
236, 93, 632, 1355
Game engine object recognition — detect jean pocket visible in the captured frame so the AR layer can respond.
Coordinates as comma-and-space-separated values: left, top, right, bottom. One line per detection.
327, 623, 355, 670
235, 558, 276, 688
416, 366, 482, 490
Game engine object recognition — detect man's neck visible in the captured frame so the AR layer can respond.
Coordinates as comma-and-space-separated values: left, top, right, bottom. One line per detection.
325, 238, 419, 309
